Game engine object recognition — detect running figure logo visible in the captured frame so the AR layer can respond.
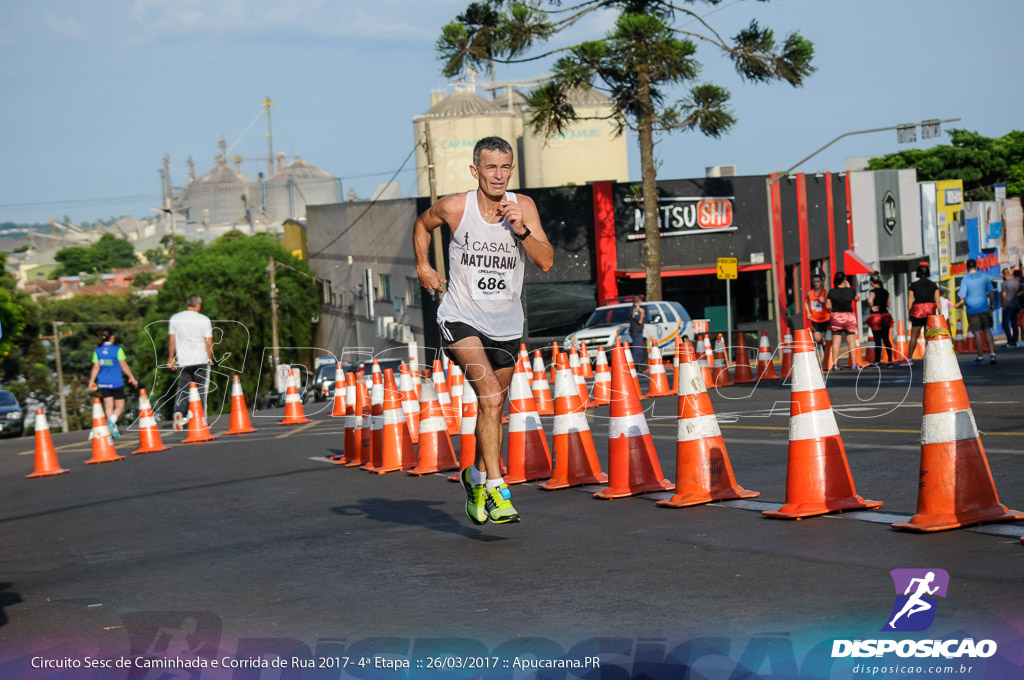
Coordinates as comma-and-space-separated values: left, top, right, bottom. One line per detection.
882, 568, 950, 632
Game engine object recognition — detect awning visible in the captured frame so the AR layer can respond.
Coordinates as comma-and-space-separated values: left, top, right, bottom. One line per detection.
843, 249, 874, 276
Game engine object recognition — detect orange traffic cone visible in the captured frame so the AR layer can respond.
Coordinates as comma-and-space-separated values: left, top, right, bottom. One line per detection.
432, 359, 459, 435
895, 319, 909, 362
953, 328, 967, 354
277, 369, 312, 426
399, 363, 420, 444
645, 340, 672, 397
580, 340, 594, 379
892, 316, 1024, 531
756, 330, 778, 380
363, 369, 386, 471
698, 334, 715, 388
822, 336, 833, 371
225, 376, 257, 435
732, 332, 756, 384
711, 334, 733, 388
569, 347, 591, 408
594, 344, 674, 499
912, 330, 926, 360
623, 337, 645, 400
764, 330, 882, 519
591, 346, 612, 406
549, 341, 560, 385
506, 356, 552, 483
339, 373, 362, 466
408, 380, 458, 475
347, 373, 372, 467
132, 389, 171, 453
329, 365, 347, 417
448, 362, 465, 432
518, 343, 530, 369
86, 398, 125, 463
449, 380, 479, 481
365, 369, 416, 474
779, 332, 794, 378
181, 383, 217, 444
658, 342, 758, 507
865, 330, 876, 364
531, 350, 554, 416
540, 354, 607, 490
27, 409, 69, 478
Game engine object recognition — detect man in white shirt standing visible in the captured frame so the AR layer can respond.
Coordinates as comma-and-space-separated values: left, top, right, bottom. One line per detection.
168, 294, 214, 431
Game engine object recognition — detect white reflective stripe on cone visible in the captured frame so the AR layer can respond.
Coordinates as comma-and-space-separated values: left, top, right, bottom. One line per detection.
138, 415, 158, 428
402, 400, 418, 414
677, 414, 721, 442
650, 363, 666, 374
508, 411, 542, 433
232, 381, 244, 397
923, 338, 960, 384
139, 397, 153, 410
419, 416, 448, 434
35, 412, 49, 431
370, 384, 383, 405
609, 413, 650, 439
921, 409, 979, 445
371, 415, 383, 431
90, 424, 111, 439
461, 416, 477, 436
790, 352, 826, 393
789, 409, 841, 440
677, 361, 707, 397
382, 410, 406, 426
189, 387, 202, 401
553, 411, 589, 435
553, 369, 577, 399
758, 352, 772, 361
285, 392, 301, 403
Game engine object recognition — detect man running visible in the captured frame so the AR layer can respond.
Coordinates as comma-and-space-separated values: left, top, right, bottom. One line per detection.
804, 273, 829, 358
414, 136, 553, 524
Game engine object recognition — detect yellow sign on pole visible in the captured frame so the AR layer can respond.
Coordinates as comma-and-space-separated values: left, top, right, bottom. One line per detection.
717, 257, 738, 280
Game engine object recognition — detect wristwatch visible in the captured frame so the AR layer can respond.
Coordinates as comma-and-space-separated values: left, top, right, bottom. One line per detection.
515, 226, 531, 241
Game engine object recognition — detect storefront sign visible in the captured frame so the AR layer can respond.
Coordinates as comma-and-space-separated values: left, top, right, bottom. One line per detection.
627, 196, 737, 240
882, 191, 897, 235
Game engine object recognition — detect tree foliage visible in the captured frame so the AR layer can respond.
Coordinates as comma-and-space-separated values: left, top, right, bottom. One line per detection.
437, 0, 814, 300
0, 254, 52, 412
52, 233, 139, 278
867, 129, 1024, 200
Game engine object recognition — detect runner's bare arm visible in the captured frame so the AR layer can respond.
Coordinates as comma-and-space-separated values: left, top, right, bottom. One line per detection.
501, 194, 553, 272
413, 195, 460, 291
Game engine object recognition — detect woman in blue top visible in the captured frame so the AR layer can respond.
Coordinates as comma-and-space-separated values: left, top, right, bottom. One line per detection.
88, 327, 138, 438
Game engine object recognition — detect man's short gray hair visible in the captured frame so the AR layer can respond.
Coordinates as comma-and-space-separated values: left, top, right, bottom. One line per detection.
473, 136, 514, 166
187, 294, 202, 307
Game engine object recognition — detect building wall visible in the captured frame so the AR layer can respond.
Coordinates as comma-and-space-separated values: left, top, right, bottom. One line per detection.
265, 177, 342, 222
414, 114, 520, 198
521, 105, 628, 187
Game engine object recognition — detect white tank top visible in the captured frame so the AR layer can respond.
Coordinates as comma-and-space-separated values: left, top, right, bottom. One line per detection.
437, 190, 525, 341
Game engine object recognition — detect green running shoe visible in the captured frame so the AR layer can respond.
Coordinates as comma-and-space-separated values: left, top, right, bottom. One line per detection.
484, 484, 520, 524
460, 467, 488, 525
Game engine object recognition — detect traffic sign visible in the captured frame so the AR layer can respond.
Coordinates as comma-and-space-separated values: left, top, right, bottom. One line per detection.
717, 257, 738, 280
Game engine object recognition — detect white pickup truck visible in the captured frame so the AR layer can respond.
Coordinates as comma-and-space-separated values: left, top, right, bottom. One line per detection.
564, 300, 709, 357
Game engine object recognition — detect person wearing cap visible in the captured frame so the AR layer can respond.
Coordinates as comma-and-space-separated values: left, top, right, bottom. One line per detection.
168, 294, 214, 430
954, 259, 997, 365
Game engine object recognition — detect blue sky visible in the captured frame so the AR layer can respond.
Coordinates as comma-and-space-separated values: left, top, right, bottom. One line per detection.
1, 0, 1021, 225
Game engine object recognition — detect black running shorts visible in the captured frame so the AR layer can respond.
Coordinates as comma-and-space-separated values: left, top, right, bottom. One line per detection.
439, 320, 520, 370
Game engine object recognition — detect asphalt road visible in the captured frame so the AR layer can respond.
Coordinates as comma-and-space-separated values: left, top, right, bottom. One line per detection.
1, 351, 1022, 678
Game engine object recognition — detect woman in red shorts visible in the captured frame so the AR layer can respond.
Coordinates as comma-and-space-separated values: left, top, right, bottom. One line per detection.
826, 272, 860, 371
865, 272, 894, 366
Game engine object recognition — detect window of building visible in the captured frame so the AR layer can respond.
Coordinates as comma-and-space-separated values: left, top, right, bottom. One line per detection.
378, 274, 392, 302
406, 277, 422, 308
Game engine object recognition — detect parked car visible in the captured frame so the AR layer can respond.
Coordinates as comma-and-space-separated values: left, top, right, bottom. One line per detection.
564, 300, 707, 357
309, 357, 406, 402
0, 390, 25, 438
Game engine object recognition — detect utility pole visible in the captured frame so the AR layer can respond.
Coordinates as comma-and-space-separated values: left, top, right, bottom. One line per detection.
52, 321, 69, 433
268, 256, 280, 370
263, 96, 275, 177
423, 122, 446, 294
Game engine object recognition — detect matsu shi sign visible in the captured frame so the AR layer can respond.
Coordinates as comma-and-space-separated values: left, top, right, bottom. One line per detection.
628, 196, 737, 240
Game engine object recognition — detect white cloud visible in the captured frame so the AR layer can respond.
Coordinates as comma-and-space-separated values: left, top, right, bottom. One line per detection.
45, 10, 89, 41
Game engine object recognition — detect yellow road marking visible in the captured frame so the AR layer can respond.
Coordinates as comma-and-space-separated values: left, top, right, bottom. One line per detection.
274, 421, 318, 438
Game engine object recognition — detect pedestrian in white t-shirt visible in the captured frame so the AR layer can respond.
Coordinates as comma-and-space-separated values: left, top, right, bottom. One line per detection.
168, 294, 213, 430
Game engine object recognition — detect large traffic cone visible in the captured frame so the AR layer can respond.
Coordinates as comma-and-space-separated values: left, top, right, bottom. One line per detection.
277, 369, 312, 426
591, 347, 612, 406
531, 350, 554, 416
623, 337, 645, 400
569, 347, 591, 408
580, 340, 594, 379
697, 334, 715, 388
518, 342, 530, 368
540, 354, 607, 490
892, 316, 1024, 531
399, 363, 420, 444
346, 373, 371, 467
365, 369, 416, 474
594, 344, 674, 499
658, 343, 758, 507
645, 340, 673, 397
408, 381, 458, 475
432, 359, 459, 435
822, 336, 833, 371
448, 362, 465, 432
763, 330, 882, 519
86, 399, 125, 463
779, 332, 794, 378
912, 330, 926, 360
27, 409, 68, 478
363, 369, 386, 471
338, 373, 361, 465
756, 330, 778, 380
506, 355, 553, 484
329, 365, 347, 417
225, 375, 258, 435
181, 383, 217, 444
953, 327, 967, 354
732, 332, 756, 384
449, 380, 479, 481
865, 330, 876, 364
132, 389, 171, 453
895, 319, 909, 361
711, 334, 733, 388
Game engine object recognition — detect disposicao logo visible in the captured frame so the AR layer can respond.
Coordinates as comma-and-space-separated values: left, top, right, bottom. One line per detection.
832, 568, 998, 659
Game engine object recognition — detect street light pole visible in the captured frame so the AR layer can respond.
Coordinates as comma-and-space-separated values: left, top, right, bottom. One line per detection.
52, 321, 69, 433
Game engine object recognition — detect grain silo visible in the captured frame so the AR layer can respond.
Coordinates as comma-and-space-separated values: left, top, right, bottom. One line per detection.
414, 85, 519, 198
185, 159, 254, 227
521, 87, 628, 188
264, 156, 341, 221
